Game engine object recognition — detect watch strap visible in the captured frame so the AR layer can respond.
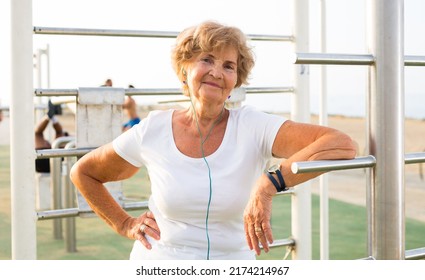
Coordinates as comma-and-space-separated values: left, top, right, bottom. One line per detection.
274, 169, 287, 191
266, 171, 283, 192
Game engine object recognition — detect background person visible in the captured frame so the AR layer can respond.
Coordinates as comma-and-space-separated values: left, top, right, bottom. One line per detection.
35, 101, 68, 173
70, 21, 357, 260
101, 78, 113, 87
122, 85, 141, 132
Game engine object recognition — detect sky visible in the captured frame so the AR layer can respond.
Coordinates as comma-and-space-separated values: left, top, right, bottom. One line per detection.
1, 0, 425, 118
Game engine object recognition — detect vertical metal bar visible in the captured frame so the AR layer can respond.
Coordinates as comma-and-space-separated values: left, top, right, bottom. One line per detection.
319, 0, 329, 261
291, 0, 312, 260
367, 0, 405, 259
46, 45, 50, 88
50, 156, 63, 239
10, 0, 37, 259
35, 49, 44, 125
63, 141, 77, 253
50, 137, 74, 240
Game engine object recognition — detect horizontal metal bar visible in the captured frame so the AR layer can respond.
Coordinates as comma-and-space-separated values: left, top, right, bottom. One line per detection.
293, 152, 425, 174
247, 34, 293, 42
294, 53, 425, 67
293, 52, 375, 65
35, 87, 294, 97
37, 208, 80, 220
245, 87, 294, 94
275, 189, 295, 196
34, 26, 178, 38
125, 88, 182, 96
360, 247, 425, 260
405, 152, 425, 164
37, 201, 149, 220
122, 201, 149, 211
406, 247, 425, 260
291, 156, 376, 174
34, 89, 79, 97
404, 55, 425, 66
267, 238, 295, 249
33, 26, 293, 42
36, 147, 96, 159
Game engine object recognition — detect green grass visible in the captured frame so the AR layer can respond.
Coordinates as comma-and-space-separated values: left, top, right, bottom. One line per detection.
0, 144, 424, 260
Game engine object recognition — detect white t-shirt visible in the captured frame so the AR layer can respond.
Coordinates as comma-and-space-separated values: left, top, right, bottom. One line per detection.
112, 105, 286, 260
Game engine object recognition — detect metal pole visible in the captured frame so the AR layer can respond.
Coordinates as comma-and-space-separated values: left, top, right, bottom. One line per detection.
46, 45, 50, 88
319, 0, 329, 259
63, 141, 77, 253
367, 0, 405, 259
294, 53, 425, 66
34, 87, 294, 97
35, 49, 43, 124
50, 137, 75, 240
291, 0, 312, 260
292, 156, 377, 174
33, 26, 293, 42
10, 0, 37, 259
293, 53, 375, 65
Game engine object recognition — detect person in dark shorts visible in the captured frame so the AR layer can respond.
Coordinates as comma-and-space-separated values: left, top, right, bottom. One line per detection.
35, 101, 68, 173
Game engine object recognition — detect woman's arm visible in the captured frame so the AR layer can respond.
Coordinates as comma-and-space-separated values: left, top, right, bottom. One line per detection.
244, 120, 357, 255
273, 120, 357, 187
70, 143, 160, 249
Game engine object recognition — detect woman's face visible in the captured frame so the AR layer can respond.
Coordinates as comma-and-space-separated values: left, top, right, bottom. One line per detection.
185, 46, 238, 106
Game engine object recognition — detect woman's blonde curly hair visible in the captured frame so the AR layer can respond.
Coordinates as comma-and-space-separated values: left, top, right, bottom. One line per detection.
171, 21, 255, 95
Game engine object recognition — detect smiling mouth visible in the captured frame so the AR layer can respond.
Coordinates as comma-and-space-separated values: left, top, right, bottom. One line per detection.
203, 82, 221, 88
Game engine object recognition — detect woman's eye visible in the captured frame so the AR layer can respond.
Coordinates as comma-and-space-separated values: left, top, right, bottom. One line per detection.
202, 57, 213, 64
225, 64, 236, 72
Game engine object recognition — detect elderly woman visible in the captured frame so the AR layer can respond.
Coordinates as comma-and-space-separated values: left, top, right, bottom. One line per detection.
70, 21, 356, 260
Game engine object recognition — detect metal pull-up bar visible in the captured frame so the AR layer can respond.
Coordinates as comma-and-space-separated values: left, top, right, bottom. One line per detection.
33, 26, 294, 42
293, 52, 425, 66
33, 87, 294, 97
291, 152, 425, 174
291, 156, 376, 174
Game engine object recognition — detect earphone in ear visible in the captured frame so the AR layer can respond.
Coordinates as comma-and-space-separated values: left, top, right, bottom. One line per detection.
182, 69, 187, 84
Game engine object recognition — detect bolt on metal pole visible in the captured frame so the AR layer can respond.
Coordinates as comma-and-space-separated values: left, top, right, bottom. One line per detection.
367, 0, 405, 259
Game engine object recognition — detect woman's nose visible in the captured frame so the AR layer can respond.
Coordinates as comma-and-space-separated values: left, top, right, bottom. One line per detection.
209, 65, 223, 79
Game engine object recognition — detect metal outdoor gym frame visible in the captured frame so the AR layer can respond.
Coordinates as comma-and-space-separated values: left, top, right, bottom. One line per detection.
10, 0, 425, 260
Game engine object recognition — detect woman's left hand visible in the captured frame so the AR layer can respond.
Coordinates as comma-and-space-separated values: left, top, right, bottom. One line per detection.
243, 174, 276, 255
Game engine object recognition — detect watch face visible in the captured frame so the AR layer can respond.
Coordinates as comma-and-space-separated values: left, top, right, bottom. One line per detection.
267, 164, 280, 173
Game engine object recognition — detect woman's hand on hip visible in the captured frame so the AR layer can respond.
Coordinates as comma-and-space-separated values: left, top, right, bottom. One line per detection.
128, 210, 161, 250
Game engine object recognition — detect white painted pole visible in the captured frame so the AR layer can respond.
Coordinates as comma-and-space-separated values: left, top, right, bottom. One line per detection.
10, 0, 37, 259
319, 0, 329, 260
291, 0, 312, 260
